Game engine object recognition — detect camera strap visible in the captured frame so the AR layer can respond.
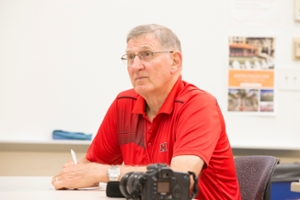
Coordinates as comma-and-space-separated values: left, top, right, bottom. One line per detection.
188, 171, 199, 200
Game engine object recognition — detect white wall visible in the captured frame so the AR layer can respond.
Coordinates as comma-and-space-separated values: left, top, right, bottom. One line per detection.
0, 0, 300, 149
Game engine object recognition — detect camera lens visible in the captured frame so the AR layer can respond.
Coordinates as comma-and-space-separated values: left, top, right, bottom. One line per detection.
119, 172, 132, 198
126, 173, 144, 193
119, 172, 145, 199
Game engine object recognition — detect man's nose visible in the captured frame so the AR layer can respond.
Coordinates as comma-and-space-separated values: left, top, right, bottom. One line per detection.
131, 55, 143, 69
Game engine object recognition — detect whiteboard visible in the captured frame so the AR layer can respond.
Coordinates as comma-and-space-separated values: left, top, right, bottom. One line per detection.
0, 0, 300, 149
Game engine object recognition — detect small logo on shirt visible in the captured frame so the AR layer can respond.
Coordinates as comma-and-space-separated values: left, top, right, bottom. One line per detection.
160, 142, 168, 152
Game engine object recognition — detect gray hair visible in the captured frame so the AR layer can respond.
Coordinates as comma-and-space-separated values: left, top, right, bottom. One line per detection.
126, 24, 182, 52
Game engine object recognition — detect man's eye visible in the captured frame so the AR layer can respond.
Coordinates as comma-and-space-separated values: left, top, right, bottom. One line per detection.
128, 54, 135, 60
143, 51, 152, 57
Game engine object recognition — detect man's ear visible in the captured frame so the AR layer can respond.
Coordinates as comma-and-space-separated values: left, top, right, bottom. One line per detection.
170, 51, 182, 74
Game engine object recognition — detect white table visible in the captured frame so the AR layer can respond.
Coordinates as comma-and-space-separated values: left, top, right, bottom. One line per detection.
291, 182, 300, 193
0, 176, 123, 200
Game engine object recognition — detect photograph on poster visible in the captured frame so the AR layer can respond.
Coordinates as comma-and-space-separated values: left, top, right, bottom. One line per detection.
228, 88, 259, 112
260, 89, 274, 112
227, 37, 275, 114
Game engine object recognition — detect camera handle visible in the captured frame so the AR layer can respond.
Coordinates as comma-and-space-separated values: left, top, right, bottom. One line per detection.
188, 171, 198, 200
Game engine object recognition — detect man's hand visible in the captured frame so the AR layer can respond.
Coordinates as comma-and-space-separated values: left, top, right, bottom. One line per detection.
52, 161, 109, 190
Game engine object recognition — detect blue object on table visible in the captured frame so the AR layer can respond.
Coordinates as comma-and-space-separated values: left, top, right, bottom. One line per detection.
52, 130, 92, 140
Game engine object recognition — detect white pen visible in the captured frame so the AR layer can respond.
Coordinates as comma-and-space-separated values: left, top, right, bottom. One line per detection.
71, 149, 78, 164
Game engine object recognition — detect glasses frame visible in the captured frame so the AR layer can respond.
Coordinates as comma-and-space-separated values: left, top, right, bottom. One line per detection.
121, 50, 174, 65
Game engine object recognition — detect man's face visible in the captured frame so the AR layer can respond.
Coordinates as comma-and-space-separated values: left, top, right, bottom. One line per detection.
126, 34, 174, 97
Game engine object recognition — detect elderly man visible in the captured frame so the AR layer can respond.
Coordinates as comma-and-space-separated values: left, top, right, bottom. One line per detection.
52, 24, 241, 200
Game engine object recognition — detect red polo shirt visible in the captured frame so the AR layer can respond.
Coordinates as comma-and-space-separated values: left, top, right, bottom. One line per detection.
86, 76, 241, 200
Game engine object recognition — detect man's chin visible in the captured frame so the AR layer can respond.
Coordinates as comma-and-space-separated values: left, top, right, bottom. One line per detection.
134, 85, 150, 95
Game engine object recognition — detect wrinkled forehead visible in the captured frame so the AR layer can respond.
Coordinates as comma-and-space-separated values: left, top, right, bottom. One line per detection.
126, 34, 162, 52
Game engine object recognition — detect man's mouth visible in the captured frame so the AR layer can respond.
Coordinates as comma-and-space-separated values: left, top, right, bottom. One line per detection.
135, 76, 146, 80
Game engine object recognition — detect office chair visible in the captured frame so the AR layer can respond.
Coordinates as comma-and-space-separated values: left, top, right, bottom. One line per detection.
234, 155, 279, 200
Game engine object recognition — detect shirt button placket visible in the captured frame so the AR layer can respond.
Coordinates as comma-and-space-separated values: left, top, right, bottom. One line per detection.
146, 123, 153, 160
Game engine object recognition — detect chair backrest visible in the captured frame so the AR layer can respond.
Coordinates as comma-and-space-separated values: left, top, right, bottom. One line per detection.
234, 155, 279, 200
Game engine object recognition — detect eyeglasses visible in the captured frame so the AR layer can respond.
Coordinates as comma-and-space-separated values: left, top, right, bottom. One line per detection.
121, 50, 173, 65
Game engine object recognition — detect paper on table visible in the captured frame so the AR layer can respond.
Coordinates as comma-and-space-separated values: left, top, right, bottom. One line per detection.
73, 182, 107, 191
73, 187, 103, 191
51, 183, 107, 191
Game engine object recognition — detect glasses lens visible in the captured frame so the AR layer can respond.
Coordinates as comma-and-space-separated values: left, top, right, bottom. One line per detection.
139, 51, 152, 62
126, 54, 137, 65
121, 51, 155, 65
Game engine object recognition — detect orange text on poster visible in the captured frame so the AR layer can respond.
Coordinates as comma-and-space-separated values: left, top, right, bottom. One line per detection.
228, 70, 274, 87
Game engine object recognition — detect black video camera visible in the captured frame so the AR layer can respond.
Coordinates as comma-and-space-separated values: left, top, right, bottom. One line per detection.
119, 163, 198, 200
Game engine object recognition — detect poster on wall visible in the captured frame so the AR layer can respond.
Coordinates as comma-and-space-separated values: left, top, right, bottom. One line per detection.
227, 37, 275, 114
